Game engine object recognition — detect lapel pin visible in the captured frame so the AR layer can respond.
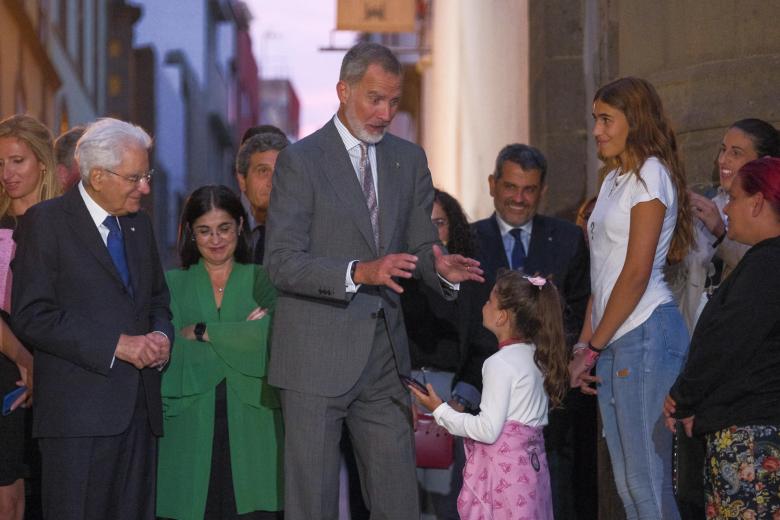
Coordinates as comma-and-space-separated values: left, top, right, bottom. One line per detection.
130, 227, 136, 232
395, 161, 400, 168
548, 237, 552, 241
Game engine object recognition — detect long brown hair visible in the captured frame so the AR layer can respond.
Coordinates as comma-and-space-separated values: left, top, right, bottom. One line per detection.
593, 77, 693, 264
493, 270, 568, 408
0, 114, 61, 217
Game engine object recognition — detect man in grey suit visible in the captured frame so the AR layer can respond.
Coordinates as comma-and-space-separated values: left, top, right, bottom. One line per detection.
265, 42, 483, 519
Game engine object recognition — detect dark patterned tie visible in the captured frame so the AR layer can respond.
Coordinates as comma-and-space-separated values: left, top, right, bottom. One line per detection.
358, 143, 379, 249
103, 215, 132, 293
509, 228, 526, 271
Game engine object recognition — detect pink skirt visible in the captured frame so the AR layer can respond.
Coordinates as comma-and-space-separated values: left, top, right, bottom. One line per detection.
458, 420, 553, 520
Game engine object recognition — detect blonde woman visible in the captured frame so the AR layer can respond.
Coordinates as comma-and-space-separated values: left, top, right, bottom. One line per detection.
0, 114, 61, 520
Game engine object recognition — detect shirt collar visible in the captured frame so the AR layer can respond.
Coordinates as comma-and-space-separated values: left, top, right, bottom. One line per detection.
78, 181, 111, 228
240, 192, 258, 229
495, 212, 534, 238
333, 113, 370, 152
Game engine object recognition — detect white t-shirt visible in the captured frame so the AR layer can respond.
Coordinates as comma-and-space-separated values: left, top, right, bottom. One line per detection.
588, 157, 677, 345
433, 342, 548, 445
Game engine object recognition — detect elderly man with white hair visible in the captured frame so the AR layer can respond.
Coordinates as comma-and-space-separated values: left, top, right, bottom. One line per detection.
11, 117, 173, 520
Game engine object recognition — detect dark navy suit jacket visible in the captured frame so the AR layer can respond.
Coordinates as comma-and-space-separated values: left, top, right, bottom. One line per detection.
472, 213, 590, 344
11, 187, 173, 438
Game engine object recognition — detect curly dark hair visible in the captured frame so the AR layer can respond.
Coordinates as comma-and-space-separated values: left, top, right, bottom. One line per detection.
434, 189, 475, 258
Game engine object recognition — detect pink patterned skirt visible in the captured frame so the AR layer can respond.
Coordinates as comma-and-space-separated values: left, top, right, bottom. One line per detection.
458, 420, 553, 520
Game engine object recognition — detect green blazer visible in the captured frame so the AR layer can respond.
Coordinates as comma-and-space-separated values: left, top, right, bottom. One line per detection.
157, 261, 282, 519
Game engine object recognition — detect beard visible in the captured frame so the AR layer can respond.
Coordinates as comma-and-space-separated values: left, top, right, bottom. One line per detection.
344, 103, 386, 144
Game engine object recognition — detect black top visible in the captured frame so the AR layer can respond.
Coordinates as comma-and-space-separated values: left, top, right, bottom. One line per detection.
670, 235, 780, 435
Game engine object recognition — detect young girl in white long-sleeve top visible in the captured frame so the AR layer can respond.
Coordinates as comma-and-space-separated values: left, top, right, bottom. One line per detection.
409, 271, 568, 520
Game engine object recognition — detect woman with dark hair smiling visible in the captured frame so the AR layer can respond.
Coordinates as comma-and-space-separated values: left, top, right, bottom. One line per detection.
665, 157, 780, 519
157, 185, 282, 519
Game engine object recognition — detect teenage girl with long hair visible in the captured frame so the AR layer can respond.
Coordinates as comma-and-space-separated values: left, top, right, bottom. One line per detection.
569, 77, 693, 519
410, 270, 569, 520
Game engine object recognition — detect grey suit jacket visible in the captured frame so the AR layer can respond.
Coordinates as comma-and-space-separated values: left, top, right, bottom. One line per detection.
265, 120, 449, 397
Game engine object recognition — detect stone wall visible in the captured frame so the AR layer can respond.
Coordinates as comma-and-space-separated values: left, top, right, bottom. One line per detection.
530, 0, 780, 216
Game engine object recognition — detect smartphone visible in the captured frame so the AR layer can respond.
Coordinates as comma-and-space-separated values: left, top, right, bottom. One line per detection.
400, 375, 429, 396
2, 386, 27, 416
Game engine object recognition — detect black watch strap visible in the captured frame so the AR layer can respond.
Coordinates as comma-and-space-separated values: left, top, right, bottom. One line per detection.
194, 322, 207, 342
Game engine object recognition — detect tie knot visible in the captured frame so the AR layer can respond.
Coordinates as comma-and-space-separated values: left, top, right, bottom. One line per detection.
103, 215, 120, 233
509, 228, 523, 240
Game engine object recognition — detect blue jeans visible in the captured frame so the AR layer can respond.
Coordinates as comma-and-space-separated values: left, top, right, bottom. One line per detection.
596, 302, 688, 520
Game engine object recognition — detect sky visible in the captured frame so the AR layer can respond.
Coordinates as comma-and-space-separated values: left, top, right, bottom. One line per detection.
245, 0, 357, 138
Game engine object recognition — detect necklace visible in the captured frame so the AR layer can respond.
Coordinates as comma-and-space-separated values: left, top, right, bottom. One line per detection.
608, 169, 625, 197
217, 287, 224, 293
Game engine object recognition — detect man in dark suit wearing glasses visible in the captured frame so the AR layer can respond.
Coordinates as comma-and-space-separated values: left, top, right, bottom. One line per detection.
12, 118, 172, 520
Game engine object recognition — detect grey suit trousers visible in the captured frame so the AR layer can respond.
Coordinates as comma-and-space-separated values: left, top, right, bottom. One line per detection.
280, 314, 419, 520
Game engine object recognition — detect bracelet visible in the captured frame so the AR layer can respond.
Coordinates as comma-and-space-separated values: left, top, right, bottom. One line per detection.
712, 230, 726, 248
587, 342, 604, 353
572, 342, 588, 354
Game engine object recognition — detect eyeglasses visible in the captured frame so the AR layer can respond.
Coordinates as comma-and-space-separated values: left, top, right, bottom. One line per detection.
431, 217, 448, 228
103, 167, 154, 185
193, 223, 238, 240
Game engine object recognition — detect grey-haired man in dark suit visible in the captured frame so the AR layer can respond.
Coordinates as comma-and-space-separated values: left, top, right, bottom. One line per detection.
12, 118, 172, 520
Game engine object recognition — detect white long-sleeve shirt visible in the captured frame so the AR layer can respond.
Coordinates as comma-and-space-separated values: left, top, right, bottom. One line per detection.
432, 342, 548, 444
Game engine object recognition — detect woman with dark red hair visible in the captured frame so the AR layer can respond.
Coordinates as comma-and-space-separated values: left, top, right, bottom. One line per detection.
664, 157, 780, 519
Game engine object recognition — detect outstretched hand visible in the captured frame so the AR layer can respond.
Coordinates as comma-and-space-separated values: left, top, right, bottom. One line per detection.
353, 253, 418, 293
432, 245, 484, 284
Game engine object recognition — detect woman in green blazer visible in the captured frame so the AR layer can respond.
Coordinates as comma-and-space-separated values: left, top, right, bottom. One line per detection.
157, 185, 282, 519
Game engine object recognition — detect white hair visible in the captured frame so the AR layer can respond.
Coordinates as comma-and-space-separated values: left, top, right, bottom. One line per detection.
75, 118, 152, 181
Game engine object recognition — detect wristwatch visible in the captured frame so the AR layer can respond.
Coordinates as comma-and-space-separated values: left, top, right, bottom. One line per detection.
194, 322, 207, 342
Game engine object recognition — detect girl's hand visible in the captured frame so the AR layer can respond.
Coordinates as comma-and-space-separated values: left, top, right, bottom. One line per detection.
408, 383, 443, 412
246, 307, 268, 321
568, 348, 598, 388
577, 373, 600, 396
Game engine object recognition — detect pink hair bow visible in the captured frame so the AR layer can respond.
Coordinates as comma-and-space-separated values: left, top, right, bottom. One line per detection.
523, 275, 547, 289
